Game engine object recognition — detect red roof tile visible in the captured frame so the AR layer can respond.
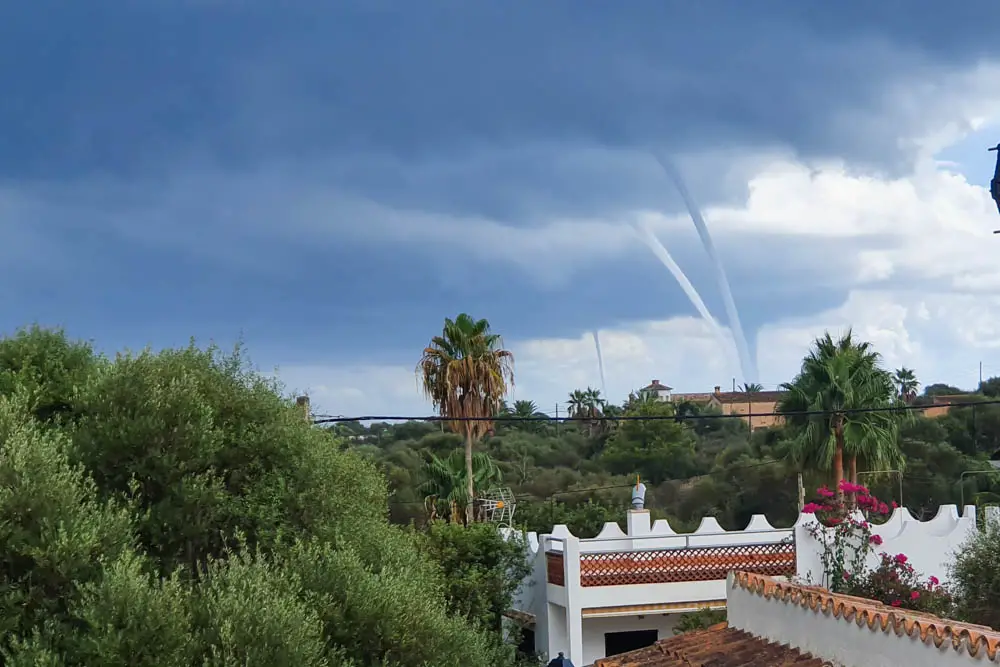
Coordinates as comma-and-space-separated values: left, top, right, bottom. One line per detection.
591, 623, 830, 666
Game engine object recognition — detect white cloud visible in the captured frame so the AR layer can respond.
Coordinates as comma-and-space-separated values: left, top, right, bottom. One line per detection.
277, 288, 1000, 420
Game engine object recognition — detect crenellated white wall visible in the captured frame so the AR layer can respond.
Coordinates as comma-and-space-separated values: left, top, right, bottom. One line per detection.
505, 505, 979, 665
794, 504, 977, 587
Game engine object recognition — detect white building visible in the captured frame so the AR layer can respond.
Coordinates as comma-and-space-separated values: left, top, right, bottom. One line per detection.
508, 502, 982, 666
637, 380, 672, 402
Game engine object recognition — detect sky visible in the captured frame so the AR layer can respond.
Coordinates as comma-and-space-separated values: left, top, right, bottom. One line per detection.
4, 1, 1000, 420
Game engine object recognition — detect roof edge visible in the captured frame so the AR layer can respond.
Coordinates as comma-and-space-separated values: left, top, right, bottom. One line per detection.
731, 571, 1000, 661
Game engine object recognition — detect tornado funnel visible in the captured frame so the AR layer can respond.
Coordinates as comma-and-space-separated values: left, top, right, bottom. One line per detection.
592, 330, 607, 397
652, 153, 759, 384
633, 221, 737, 369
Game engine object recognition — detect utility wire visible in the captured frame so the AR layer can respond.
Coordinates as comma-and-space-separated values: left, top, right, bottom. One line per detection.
314, 398, 1000, 425
388, 459, 792, 506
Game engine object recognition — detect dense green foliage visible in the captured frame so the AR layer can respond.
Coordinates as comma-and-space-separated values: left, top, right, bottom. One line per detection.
345, 380, 1000, 538
0, 328, 521, 666
950, 520, 1000, 628
4, 322, 1000, 664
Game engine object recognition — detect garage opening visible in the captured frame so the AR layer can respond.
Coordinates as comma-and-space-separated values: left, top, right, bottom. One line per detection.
604, 629, 658, 657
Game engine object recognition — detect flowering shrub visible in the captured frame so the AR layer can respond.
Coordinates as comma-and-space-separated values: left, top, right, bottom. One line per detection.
802, 479, 953, 613
848, 553, 954, 616
802, 480, 894, 592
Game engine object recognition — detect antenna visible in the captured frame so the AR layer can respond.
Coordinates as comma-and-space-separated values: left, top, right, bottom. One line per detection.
478, 487, 517, 530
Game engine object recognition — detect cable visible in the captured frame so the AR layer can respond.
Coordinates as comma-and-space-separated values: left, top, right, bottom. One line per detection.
314, 398, 1000, 425
388, 459, 790, 506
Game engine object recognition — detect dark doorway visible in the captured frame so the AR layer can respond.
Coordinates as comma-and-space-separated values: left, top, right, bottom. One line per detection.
516, 628, 535, 658
605, 629, 658, 657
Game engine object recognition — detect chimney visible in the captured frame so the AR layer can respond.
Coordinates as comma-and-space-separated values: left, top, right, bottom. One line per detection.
652, 379, 658, 385
714, 386, 721, 395
296, 395, 311, 422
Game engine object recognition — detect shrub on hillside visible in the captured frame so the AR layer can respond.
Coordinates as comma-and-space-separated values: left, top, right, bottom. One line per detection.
0, 334, 519, 666
950, 520, 1000, 628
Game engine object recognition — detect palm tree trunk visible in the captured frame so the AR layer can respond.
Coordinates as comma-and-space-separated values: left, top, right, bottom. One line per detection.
848, 456, 858, 509
833, 417, 846, 504
464, 426, 475, 525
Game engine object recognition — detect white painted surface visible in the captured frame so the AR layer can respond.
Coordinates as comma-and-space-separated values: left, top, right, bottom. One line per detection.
727, 573, 1000, 666
581, 614, 680, 666
794, 505, 976, 587
508, 505, 978, 663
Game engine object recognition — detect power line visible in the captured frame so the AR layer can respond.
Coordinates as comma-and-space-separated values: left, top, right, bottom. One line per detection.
388, 466, 990, 507
315, 398, 1000, 425
389, 459, 790, 506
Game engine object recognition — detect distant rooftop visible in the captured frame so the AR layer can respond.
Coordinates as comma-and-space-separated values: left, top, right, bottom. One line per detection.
641, 380, 672, 391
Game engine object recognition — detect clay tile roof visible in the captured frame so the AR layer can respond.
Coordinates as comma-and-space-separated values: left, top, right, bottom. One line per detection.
591, 623, 829, 666
732, 571, 1000, 663
642, 380, 673, 391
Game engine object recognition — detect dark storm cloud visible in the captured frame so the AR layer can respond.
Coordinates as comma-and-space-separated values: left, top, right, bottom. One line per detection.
3, 1, 996, 176
2, 0, 998, 245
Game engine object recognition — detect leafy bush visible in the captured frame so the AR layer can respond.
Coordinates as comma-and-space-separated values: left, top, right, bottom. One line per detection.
672, 608, 727, 635
0, 335, 520, 666
419, 522, 532, 633
950, 520, 1000, 628
847, 552, 953, 616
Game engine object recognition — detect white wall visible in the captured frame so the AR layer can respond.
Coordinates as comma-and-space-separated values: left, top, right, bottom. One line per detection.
794, 505, 977, 587
727, 573, 1000, 667
581, 614, 680, 666
506, 504, 980, 663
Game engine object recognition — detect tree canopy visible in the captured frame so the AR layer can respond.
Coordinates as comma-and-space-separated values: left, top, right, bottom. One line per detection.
0, 328, 518, 666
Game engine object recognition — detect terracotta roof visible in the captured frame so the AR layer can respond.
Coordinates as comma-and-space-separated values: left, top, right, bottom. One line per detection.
591, 622, 828, 666
642, 380, 673, 391
731, 571, 1000, 662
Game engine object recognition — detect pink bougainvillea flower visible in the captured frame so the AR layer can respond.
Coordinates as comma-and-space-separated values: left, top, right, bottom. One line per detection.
891, 501, 898, 509
816, 486, 835, 498
910, 590, 920, 600
891, 600, 902, 607
878, 502, 890, 515
869, 534, 883, 546
828, 517, 842, 526
894, 554, 908, 565
838, 480, 870, 495
801, 502, 825, 514
929, 576, 939, 586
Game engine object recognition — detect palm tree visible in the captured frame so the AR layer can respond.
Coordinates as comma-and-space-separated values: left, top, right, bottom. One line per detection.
568, 387, 606, 436
419, 450, 503, 524
417, 314, 514, 522
893, 367, 919, 403
777, 330, 903, 504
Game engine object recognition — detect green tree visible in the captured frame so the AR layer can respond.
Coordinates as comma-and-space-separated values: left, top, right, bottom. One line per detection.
420, 450, 504, 523
60, 342, 514, 665
893, 367, 919, 402
418, 314, 514, 522
418, 522, 531, 634
0, 325, 100, 425
778, 331, 903, 501
950, 521, 1000, 629
600, 398, 698, 483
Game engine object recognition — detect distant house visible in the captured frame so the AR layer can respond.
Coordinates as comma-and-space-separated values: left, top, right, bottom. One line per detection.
920, 394, 984, 419
672, 386, 788, 430
638, 380, 673, 402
